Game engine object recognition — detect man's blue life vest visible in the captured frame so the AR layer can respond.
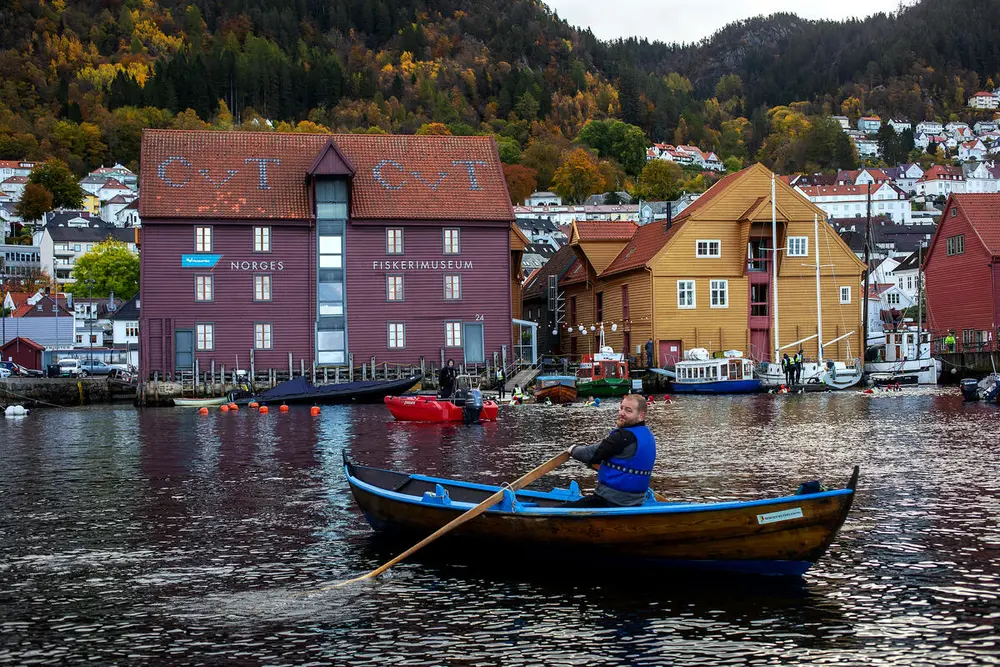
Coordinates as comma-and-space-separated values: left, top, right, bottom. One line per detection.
597, 424, 656, 494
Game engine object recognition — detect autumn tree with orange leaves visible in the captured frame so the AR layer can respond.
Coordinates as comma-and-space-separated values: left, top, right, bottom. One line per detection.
502, 164, 538, 205
551, 149, 603, 204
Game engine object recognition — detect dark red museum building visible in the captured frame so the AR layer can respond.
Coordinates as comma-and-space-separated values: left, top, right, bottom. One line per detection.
138, 130, 515, 378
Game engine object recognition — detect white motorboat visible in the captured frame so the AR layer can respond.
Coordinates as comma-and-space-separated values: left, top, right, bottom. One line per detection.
865, 329, 941, 385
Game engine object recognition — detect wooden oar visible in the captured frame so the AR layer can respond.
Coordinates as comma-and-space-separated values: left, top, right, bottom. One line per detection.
333, 451, 571, 587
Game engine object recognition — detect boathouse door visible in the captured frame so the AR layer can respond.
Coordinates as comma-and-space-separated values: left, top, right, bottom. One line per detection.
174, 329, 194, 371
658, 340, 681, 368
463, 322, 485, 365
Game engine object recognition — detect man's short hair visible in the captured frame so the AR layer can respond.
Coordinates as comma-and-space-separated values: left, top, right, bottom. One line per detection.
624, 394, 647, 415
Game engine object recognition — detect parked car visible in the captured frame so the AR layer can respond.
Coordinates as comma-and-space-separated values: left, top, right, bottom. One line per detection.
56, 359, 86, 377
79, 359, 113, 376
0, 367, 10, 378
0, 361, 44, 377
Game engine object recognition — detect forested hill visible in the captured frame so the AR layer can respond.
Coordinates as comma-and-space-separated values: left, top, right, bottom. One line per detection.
2, 0, 1000, 189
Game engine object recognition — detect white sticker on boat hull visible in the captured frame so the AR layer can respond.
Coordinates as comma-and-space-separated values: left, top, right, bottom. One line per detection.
757, 507, 803, 525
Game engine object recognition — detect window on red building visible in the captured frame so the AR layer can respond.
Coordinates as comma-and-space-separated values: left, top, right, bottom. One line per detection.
386, 228, 404, 254
443, 228, 461, 254
195, 226, 212, 252
445, 321, 462, 347
195, 275, 213, 302
254, 323, 272, 350
388, 322, 405, 348
196, 323, 213, 351
253, 226, 271, 253
596, 291, 603, 322
387, 275, 404, 301
254, 275, 272, 301
444, 274, 461, 300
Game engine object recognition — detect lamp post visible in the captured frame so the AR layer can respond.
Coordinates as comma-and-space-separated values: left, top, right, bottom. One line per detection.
84, 278, 95, 367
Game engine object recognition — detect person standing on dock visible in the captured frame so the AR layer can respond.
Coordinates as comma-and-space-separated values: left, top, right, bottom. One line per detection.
782, 353, 793, 387
439, 359, 458, 398
495, 367, 505, 400
945, 331, 956, 352
794, 349, 804, 385
645, 339, 654, 369
563, 395, 655, 507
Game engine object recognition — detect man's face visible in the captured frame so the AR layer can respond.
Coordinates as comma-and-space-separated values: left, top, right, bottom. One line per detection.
617, 397, 644, 428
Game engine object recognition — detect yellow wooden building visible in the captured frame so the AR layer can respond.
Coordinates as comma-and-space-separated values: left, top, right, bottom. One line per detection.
557, 163, 865, 366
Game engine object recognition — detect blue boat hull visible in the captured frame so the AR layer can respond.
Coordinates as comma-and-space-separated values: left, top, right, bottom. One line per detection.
344, 457, 858, 578
671, 379, 762, 394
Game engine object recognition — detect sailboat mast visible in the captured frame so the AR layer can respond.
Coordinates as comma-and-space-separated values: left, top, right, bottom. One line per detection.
917, 243, 923, 361
814, 214, 823, 361
772, 173, 780, 361
862, 184, 872, 356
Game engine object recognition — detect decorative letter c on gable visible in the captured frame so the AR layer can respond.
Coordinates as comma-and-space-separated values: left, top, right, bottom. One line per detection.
158, 156, 193, 188
373, 159, 407, 190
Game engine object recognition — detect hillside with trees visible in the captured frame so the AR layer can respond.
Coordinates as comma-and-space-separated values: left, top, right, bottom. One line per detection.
2, 0, 1000, 203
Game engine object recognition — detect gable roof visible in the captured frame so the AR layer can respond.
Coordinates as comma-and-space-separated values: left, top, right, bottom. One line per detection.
0, 336, 44, 352
522, 244, 578, 300
110, 294, 140, 321
949, 194, 1000, 255
601, 219, 686, 277
671, 170, 743, 222
139, 130, 513, 222
572, 220, 638, 242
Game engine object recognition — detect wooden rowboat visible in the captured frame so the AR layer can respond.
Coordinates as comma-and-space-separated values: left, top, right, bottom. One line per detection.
533, 375, 577, 404
173, 396, 229, 407
344, 456, 859, 576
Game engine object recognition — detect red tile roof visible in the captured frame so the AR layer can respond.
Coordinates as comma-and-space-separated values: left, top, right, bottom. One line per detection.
951, 194, 1000, 255
919, 165, 964, 181
139, 130, 513, 221
601, 219, 686, 277
573, 220, 638, 241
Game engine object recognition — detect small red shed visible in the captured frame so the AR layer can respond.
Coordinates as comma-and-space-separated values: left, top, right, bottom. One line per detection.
1, 336, 45, 371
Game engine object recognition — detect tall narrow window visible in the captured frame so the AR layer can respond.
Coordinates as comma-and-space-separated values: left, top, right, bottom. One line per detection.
316, 178, 348, 365
444, 274, 461, 300
595, 291, 604, 322
621, 285, 630, 321
196, 323, 214, 351
195, 226, 212, 252
254, 274, 272, 301
710, 280, 728, 308
677, 280, 695, 308
570, 296, 577, 324
445, 321, 462, 347
387, 275, 404, 301
387, 322, 405, 348
195, 275, 213, 302
386, 228, 404, 254
254, 323, 272, 350
253, 226, 271, 253
443, 228, 461, 254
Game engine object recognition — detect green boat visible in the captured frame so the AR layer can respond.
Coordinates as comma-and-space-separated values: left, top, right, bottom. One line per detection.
575, 346, 631, 397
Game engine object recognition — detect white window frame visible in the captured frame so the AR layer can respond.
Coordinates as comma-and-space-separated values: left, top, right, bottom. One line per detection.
445, 321, 462, 347
840, 286, 851, 304
195, 323, 214, 351
386, 228, 404, 255
253, 226, 271, 253
444, 274, 461, 300
887, 292, 900, 306
254, 323, 273, 350
710, 279, 729, 308
695, 240, 721, 258
195, 226, 212, 252
195, 275, 213, 302
253, 274, 272, 302
443, 228, 461, 254
787, 236, 809, 257
387, 275, 404, 301
677, 280, 696, 309
387, 322, 405, 349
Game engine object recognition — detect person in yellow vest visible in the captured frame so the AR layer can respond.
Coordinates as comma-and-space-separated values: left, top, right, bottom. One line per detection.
945, 332, 956, 352
511, 384, 524, 404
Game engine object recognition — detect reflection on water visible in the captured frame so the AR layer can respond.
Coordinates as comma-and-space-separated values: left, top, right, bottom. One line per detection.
1, 389, 998, 665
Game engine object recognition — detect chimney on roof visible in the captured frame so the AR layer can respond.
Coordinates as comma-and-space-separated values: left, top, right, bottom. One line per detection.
664, 203, 673, 233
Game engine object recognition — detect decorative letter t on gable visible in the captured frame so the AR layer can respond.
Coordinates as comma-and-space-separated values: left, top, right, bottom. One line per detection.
244, 158, 281, 189
452, 160, 487, 190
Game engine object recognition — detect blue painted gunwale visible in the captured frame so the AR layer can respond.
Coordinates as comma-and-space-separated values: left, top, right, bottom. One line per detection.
671, 379, 762, 394
343, 464, 853, 516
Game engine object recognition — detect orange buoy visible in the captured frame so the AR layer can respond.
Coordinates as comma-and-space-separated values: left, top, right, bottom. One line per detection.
220, 404, 229, 413
259, 405, 269, 414
198, 407, 209, 415
249, 401, 259, 409
228, 403, 238, 411
310, 405, 321, 416
279, 404, 289, 413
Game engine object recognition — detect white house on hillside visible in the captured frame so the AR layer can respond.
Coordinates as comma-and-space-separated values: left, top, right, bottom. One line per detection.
968, 92, 1000, 110
797, 182, 912, 224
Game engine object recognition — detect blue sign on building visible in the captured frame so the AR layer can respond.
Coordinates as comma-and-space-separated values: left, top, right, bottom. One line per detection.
181, 254, 222, 268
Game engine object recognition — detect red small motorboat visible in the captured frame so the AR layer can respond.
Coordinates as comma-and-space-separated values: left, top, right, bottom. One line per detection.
384, 395, 500, 422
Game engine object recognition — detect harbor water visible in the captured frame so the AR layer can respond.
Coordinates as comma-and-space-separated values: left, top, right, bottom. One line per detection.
1, 389, 998, 665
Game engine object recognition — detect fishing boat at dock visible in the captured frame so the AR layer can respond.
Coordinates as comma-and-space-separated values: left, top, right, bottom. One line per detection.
344, 455, 858, 577
661, 349, 761, 394
533, 376, 577, 403
576, 347, 630, 397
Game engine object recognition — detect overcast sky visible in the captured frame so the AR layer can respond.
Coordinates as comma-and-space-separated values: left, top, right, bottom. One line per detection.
545, 0, 904, 44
